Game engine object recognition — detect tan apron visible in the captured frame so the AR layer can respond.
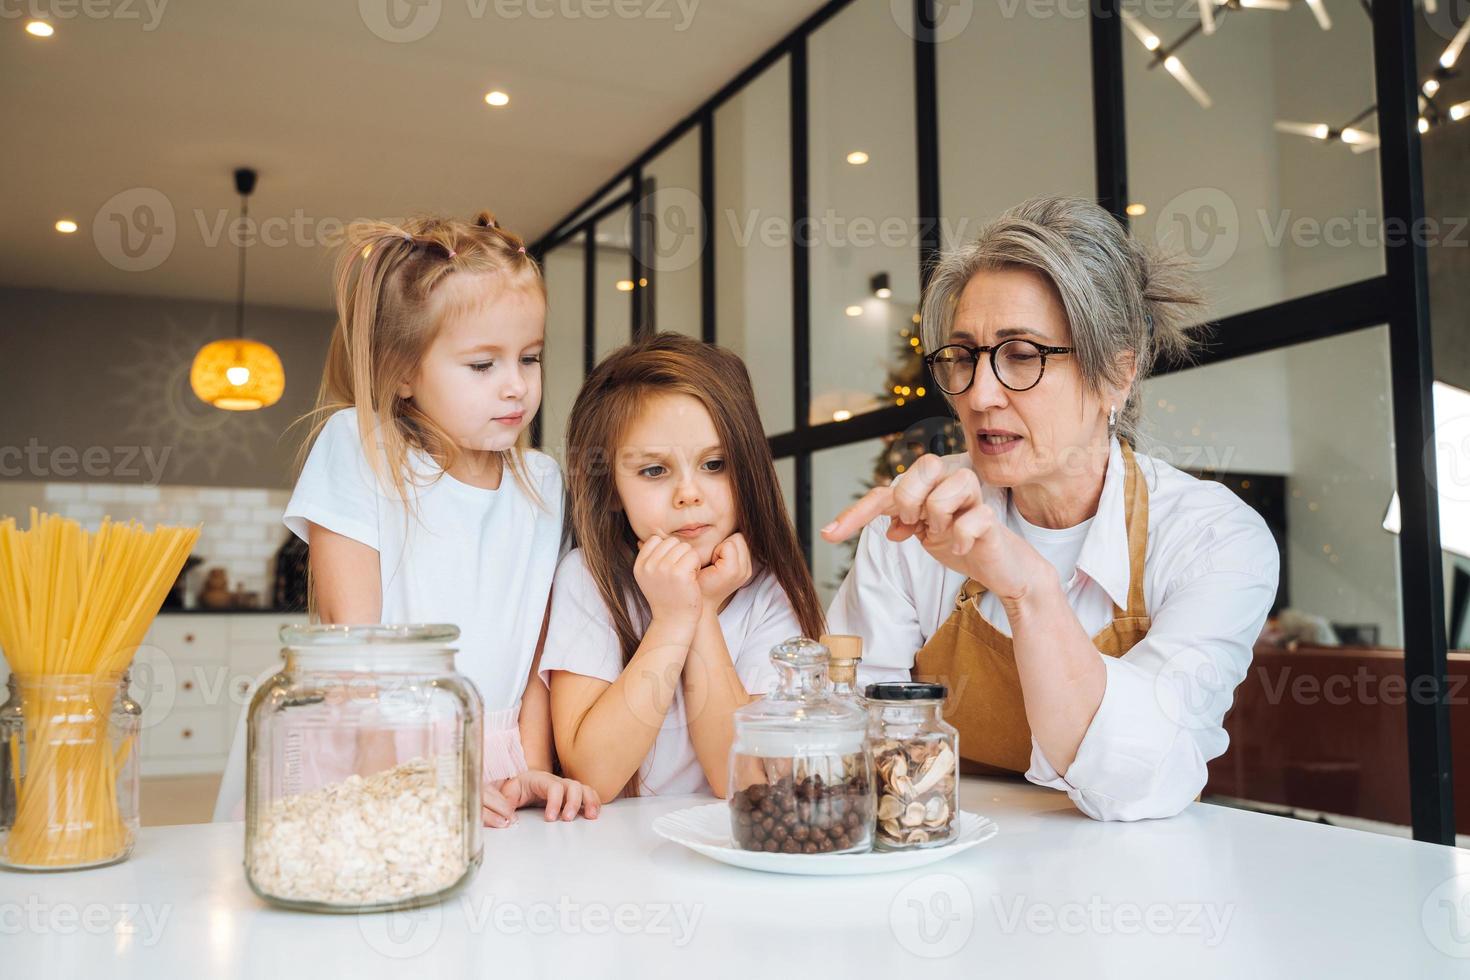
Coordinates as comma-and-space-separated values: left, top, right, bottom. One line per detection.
913, 440, 1152, 776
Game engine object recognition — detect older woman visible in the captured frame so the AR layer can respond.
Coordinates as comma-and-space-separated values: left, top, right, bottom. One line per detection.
823, 197, 1279, 822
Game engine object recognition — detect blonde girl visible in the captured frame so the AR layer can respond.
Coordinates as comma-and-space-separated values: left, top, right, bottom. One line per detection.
215, 212, 598, 827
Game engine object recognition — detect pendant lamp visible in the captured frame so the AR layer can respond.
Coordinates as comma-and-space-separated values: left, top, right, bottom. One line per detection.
190, 167, 285, 411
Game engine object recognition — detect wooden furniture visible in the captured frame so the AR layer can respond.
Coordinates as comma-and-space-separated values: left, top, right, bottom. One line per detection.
1207, 642, 1470, 833
128, 613, 301, 777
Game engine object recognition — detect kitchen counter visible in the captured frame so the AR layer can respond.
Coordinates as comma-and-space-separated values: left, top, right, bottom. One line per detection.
3, 777, 1465, 977
156, 608, 302, 616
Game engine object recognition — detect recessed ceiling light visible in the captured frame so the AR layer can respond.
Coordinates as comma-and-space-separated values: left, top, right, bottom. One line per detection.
616, 279, 635, 292
54, 219, 77, 234
845, 304, 863, 317
484, 90, 510, 107
832, 409, 852, 422
25, 20, 54, 37
1125, 202, 1147, 217
846, 150, 869, 165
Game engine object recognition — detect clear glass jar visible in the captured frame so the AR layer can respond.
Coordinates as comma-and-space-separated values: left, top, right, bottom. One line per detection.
245, 625, 483, 912
0, 675, 18, 831
867, 683, 959, 850
0, 672, 140, 871
729, 637, 874, 854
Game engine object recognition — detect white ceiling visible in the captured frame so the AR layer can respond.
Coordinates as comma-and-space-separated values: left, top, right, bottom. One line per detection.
0, 0, 827, 311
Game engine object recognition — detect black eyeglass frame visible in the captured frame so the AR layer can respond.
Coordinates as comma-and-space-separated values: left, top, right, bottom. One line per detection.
922, 340, 1076, 394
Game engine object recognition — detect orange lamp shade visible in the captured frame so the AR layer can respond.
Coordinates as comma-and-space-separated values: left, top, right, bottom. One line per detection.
190, 338, 285, 411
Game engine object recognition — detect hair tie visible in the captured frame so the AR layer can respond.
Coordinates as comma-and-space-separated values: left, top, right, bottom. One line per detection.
517, 245, 525, 254
1144, 312, 1155, 338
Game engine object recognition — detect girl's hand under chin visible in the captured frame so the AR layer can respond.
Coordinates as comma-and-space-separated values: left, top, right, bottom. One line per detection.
696, 532, 753, 609
634, 534, 704, 625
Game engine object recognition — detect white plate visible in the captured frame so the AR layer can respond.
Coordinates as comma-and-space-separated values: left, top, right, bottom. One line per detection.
652, 802, 998, 876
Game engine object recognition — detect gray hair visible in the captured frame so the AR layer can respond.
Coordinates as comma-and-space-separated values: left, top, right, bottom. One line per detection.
919, 196, 1206, 444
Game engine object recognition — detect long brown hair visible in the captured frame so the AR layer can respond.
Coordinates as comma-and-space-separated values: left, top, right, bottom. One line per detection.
301, 210, 546, 508
564, 333, 824, 663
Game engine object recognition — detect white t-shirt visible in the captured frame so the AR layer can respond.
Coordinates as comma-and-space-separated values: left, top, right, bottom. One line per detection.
1007, 497, 1092, 602
539, 547, 802, 797
281, 407, 565, 709
214, 408, 565, 822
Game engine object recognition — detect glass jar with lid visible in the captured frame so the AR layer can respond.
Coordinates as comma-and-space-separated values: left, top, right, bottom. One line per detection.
866, 682, 958, 850
245, 625, 483, 912
728, 637, 874, 854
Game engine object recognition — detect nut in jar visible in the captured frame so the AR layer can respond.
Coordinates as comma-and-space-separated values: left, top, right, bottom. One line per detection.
730, 756, 872, 854
729, 637, 875, 855
865, 682, 958, 850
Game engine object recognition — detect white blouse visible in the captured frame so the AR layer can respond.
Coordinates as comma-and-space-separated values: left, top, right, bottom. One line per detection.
827, 437, 1280, 822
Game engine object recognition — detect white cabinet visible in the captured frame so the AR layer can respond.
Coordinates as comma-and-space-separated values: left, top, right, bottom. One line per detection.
130, 613, 304, 777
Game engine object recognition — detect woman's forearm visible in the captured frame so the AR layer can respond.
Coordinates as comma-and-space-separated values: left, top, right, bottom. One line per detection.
555, 617, 696, 799
681, 608, 753, 797
1003, 576, 1107, 776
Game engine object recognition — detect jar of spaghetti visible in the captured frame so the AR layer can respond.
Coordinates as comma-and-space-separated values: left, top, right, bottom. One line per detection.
244, 625, 483, 912
0, 672, 141, 871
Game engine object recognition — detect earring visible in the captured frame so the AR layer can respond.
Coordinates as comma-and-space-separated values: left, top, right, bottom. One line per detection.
1107, 405, 1117, 437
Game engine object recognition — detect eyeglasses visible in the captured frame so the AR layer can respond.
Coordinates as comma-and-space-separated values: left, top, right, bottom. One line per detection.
923, 339, 1075, 394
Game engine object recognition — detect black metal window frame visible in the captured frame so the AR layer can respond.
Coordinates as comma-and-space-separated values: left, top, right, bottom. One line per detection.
529, 0, 1451, 843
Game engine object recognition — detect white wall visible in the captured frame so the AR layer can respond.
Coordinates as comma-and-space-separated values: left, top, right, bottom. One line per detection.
806, 0, 920, 425
1141, 347, 1295, 475
1283, 327, 1402, 644
936, 0, 1096, 240
646, 129, 703, 338
541, 237, 585, 462
715, 56, 795, 437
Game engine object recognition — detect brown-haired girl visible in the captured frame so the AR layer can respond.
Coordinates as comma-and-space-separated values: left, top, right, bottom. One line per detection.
540, 333, 824, 800
215, 212, 598, 827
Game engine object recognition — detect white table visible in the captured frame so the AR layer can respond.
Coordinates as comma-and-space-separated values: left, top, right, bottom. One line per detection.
3, 777, 1468, 977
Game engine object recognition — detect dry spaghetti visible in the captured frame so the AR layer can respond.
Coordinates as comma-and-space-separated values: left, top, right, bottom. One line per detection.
0, 510, 199, 869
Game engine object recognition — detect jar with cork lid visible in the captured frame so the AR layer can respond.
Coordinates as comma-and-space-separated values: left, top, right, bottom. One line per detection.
819, 634, 865, 706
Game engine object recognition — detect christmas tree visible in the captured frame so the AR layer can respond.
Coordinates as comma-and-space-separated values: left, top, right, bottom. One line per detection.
828, 315, 964, 591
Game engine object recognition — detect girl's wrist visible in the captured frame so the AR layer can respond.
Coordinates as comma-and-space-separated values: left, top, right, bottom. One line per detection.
647, 610, 700, 642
